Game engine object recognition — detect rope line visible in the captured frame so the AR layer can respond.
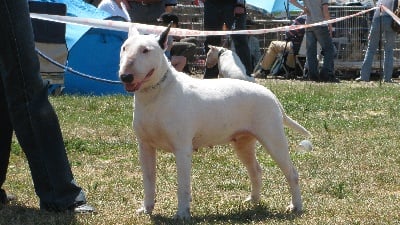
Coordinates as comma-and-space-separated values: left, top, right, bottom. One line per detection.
35, 48, 122, 84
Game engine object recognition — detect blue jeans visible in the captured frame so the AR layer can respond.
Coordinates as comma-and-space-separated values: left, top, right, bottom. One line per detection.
306, 26, 335, 80
0, 0, 86, 210
203, 1, 252, 77
360, 15, 396, 82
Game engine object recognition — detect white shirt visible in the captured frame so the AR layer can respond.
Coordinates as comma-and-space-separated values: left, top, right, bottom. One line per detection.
98, 0, 131, 22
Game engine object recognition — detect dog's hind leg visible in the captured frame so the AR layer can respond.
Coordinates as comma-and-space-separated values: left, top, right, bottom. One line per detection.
232, 134, 262, 204
257, 128, 303, 213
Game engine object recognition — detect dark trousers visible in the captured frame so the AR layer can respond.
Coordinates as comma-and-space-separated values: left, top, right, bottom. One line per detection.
203, 1, 252, 78
0, 0, 86, 210
127, 1, 165, 24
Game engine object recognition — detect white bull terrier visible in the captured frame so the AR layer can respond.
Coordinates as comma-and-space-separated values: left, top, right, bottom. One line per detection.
206, 45, 255, 82
119, 25, 311, 220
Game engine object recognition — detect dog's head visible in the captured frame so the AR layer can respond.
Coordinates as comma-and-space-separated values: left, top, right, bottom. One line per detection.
205, 45, 225, 69
119, 25, 171, 92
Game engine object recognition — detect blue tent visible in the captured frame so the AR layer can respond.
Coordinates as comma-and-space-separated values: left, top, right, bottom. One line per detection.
247, 0, 303, 18
31, 0, 128, 95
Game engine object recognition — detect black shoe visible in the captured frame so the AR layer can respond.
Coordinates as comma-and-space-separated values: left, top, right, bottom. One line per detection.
67, 202, 96, 214
253, 69, 269, 78
308, 75, 321, 82
323, 76, 340, 83
319, 72, 340, 83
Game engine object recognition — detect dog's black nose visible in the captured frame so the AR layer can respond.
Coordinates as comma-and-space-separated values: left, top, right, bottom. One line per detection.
120, 74, 134, 83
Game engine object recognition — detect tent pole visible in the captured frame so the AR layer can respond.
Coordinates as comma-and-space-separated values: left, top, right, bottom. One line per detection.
286, 0, 290, 20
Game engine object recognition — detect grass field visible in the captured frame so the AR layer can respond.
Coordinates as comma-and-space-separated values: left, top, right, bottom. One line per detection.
1, 79, 400, 225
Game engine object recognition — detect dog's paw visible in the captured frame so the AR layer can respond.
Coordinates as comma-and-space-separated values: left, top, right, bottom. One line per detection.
136, 205, 154, 215
285, 203, 303, 214
173, 208, 191, 221
243, 195, 260, 204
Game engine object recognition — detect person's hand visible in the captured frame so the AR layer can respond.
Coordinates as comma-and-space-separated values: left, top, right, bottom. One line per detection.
234, 5, 245, 16
165, 5, 174, 13
303, 7, 310, 15
328, 24, 333, 37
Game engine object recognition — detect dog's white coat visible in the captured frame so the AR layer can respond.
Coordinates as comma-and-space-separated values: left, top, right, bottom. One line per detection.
206, 45, 255, 82
119, 26, 311, 220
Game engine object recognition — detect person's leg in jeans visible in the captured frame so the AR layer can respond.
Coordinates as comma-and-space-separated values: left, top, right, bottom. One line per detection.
0, 0, 89, 211
360, 16, 381, 81
230, 9, 252, 76
305, 29, 319, 81
0, 77, 13, 204
314, 26, 335, 80
382, 16, 396, 82
203, 1, 224, 79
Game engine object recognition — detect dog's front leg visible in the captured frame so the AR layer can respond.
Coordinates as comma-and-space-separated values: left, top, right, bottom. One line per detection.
174, 148, 193, 220
137, 143, 157, 215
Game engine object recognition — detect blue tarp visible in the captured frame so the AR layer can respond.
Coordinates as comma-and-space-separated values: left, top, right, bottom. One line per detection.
247, 0, 303, 18
31, 0, 128, 95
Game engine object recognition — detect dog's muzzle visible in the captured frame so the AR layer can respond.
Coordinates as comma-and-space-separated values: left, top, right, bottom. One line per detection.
120, 74, 134, 83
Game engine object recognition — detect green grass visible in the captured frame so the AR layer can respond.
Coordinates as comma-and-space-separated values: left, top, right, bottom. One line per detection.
2, 79, 400, 225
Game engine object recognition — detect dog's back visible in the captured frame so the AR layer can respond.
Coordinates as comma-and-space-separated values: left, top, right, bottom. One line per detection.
218, 50, 255, 82
134, 71, 308, 149
206, 45, 255, 82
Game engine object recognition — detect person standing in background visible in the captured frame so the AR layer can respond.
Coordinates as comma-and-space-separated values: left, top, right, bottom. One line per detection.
356, 0, 397, 83
245, 19, 262, 71
0, 0, 94, 213
290, 0, 339, 82
203, 0, 253, 78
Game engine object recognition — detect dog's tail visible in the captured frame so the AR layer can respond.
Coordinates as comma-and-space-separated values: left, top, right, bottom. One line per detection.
283, 115, 312, 137
278, 101, 312, 137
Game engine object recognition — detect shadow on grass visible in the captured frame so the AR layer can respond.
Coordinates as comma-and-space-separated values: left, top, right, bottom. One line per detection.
150, 204, 300, 225
0, 204, 77, 225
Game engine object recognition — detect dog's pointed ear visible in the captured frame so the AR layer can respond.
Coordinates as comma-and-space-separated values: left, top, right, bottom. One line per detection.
128, 25, 140, 37
158, 22, 172, 50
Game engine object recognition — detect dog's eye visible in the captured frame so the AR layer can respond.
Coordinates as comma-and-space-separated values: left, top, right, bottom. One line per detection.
143, 48, 149, 54
122, 46, 125, 52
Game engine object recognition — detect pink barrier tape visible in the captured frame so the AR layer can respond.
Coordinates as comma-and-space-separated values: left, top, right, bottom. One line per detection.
30, 7, 379, 37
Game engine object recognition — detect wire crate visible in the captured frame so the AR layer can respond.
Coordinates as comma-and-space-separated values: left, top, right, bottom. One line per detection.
330, 6, 371, 62
330, 5, 400, 78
